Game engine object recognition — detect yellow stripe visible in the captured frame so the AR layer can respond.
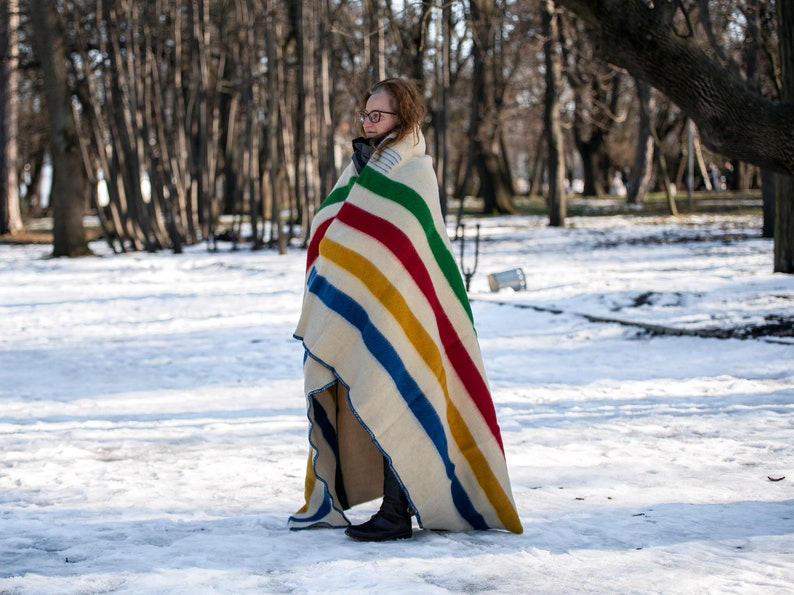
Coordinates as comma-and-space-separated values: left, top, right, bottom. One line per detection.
321, 238, 521, 532
295, 450, 316, 515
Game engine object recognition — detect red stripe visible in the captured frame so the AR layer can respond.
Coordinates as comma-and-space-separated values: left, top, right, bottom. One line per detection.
306, 217, 334, 273
335, 202, 504, 451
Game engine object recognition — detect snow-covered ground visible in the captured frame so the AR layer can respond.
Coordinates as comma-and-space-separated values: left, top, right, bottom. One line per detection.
1, 213, 792, 594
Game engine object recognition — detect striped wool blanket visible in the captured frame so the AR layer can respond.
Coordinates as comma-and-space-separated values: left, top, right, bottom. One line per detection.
289, 130, 522, 534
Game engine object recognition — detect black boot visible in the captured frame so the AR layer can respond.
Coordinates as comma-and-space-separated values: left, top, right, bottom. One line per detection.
345, 458, 413, 542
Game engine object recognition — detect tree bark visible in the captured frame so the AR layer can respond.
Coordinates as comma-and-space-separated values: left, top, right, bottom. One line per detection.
760, 170, 775, 239
463, 0, 515, 216
364, 0, 385, 83
266, 0, 282, 252
433, 1, 451, 219
774, 0, 794, 272
637, 80, 677, 215
543, 0, 566, 226
627, 79, 653, 205
29, 0, 88, 256
0, 0, 24, 236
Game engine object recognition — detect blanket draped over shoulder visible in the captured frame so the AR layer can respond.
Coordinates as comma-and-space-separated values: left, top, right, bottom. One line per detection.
289, 130, 522, 534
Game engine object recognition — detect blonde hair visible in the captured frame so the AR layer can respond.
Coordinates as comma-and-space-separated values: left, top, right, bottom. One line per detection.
358, 77, 426, 152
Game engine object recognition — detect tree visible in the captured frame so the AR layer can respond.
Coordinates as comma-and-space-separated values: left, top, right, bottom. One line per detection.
560, 13, 624, 197
741, 0, 775, 236
1, 0, 23, 236
557, 0, 793, 175
29, 0, 88, 256
775, 0, 793, 272
627, 79, 654, 205
557, 0, 794, 272
17, 0, 785, 263
543, 0, 566, 226
461, 0, 516, 215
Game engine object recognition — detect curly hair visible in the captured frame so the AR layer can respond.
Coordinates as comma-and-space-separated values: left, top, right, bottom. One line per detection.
358, 77, 426, 153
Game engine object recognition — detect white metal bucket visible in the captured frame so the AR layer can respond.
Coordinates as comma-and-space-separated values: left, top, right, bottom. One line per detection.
487, 268, 527, 292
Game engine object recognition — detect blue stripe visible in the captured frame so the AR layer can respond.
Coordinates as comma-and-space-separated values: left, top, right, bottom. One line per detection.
369, 147, 402, 174
306, 268, 489, 530
288, 492, 334, 525
311, 394, 340, 462
289, 390, 345, 527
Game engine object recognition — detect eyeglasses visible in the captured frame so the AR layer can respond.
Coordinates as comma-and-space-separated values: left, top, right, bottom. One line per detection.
358, 110, 397, 124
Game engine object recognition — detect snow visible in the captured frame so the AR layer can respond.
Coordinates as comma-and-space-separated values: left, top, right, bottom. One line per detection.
1, 213, 792, 594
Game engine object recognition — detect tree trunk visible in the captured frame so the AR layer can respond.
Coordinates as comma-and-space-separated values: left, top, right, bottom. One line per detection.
29, 0, 88, 256
314, 0, 335, 243
0, 0, 23, 236
364, 0, 385, 83
289, 0, 304, 254
543, 0, 566, 226
463, 0, 514, 216
577, 139, 603, 197
691, 129, 712, 191
433, 1, 451, 220
774, 0, 793, 273
627, 79, 653, 204
760, 170, 775, 239
266, 0, 282, 252
775, 174, 794, 272
104, 3, 149, 251
409, 1, 432, 83
637, 81, 677, 215
652, 127, 677, 216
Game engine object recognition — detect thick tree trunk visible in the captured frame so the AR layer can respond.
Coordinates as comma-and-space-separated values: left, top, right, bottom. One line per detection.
29, 0, 88, 256
773, 176, 793, 270
577, 139, 604, 197
760, 170, 775, 239
543, 0, 566, 227
463, 0, 512, 215
774, 0, 794, 273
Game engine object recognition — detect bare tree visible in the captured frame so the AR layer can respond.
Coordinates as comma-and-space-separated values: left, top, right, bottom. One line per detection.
16, 0, 787, 265
543, 0, 566, 226
364, 0, 385, 83
265, 0, 283, 252
557, 0, 793, 176
461, 0, 516, 215
433, 1, 452, 219
0, 0, 24, 236
29, 0, 88, 256
560, 13, 624, 197
627, 79, 654, 205
557, 0, 794, 271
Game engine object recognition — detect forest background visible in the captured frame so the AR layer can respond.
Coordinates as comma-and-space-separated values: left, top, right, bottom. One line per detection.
1, 0, 793, 272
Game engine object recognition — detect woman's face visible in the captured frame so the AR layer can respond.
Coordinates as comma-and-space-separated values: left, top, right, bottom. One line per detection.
361, 92, 399, 139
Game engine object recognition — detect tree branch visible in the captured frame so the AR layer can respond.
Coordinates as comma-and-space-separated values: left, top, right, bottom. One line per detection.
557, 0, 794, 176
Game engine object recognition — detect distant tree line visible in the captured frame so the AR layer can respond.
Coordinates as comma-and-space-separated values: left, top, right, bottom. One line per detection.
1, 0, 792, 272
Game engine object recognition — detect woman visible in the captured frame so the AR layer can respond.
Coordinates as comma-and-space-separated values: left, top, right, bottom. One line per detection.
289, 78, 522, 542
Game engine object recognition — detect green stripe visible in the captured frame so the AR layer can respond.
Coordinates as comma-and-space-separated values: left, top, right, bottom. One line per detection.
317, 175, 357, 213
358, 167, 473, 321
